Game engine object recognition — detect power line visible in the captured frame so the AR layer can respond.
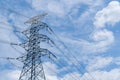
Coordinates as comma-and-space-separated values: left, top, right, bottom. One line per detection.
0, 6, 95, 80
43, 62, 69, 80
35, 25, 93, 80
15, 33, 81, 80
0, 40, 81, 80
0, 7, 29, 18
0, 21, 23, 31
0, 16, 56, 80
52, 43, 88, 80
17, 20, 57, 80
0, 57, 22, 69
0, 39, 18, 45
55, 59, 80, 80
0, 21, 89, 80
48, 28, 95, 80
40, 27, 88, 80
43, 61, 81, 80
0, 20, 83, 79
38, 26, 88, 80
0, 28, 81, 80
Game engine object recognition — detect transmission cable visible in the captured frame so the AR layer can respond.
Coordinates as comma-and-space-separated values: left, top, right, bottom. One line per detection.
48, 27, 95, 80
51, 42, 88, 80
43, 62, 73, 80
0, 21, 88, 80
53, 59, 81, 80
0, 31, 80, 80
45, 27, 89, 80
0, 57, 22, 69
0, 21, 24, 31
0, 7, 29, 18
0, 6, 94, 80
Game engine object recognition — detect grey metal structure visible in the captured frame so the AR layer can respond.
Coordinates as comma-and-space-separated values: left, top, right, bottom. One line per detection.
16, 15, 57, 80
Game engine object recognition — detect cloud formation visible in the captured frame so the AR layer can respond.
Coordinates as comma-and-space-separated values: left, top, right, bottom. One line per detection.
0, 0, 120, 80
80, 1, 120, 54
94, 1, 120, 28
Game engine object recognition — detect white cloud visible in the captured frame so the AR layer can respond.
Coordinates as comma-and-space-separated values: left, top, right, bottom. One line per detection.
0, 62, 59, 80
61, 72, 81, 80
46, 75, 58, 80
86, 57, 113, 71
0, 26, 23, 58
47, 1, 65, 16
43, 62, 59, 80
30, 0, 94, 17
7, 70, 20, 80
1, 1, 120, 80
86, 69, 120, 80
67, 1, 119, 54
31, 0, 65, 17
114, 57, 120, 65
85, 1, 120, 53
55, 28, 114, 54
81, 29, 114, 53
61, 0, 93, 10
94, 1, 120, 28
91, 29, 114, 42
59, 29, 114, 54
44, 0, 115, 54
43, 62, 58, 75
78, 1, 120, 54
61, 68, 120, 80
2, 65, 119, 80
0, 70, 20, 80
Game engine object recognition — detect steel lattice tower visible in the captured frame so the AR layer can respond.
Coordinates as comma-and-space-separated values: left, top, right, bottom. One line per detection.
16, 15, 56, 80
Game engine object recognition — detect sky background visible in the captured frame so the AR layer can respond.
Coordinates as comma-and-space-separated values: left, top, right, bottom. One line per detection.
0, 0, 120, 80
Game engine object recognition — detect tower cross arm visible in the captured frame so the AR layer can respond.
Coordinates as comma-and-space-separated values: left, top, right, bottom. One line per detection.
38, 48, 57, 61
25, 13, 48, 24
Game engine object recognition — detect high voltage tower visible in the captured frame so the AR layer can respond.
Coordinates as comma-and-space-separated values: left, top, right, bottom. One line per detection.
0, 7, 96, 80
5, 13, 57, 80
19, 13, 57, 80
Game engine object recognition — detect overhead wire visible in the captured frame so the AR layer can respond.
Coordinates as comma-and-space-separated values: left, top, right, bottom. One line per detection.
46, 22, 94, 80
43, 61, 75, 80
0, 57, 22, 69
0, 6, 95, 80
0, 21, 24, 32
0, 22, 27, 55
48, 28, 95, 80
0, 39, 18, 45
0, 35, 81, 80
0, 25, 81, 80
8, 44, 81, 80
0, 6, 31, 30
50, 41, 87, 80
46, 27, 89, 79
52, 59, 80, 80
0, 6, 29, 18
0, 24, 80, 80
9, 44, 80, 80
0, 22, 77, 80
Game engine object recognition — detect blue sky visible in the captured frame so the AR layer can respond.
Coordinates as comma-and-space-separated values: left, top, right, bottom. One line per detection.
0, 0, 120, 80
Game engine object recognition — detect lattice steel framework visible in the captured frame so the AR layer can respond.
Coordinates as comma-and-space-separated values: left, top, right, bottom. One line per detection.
16, 20, 56, 80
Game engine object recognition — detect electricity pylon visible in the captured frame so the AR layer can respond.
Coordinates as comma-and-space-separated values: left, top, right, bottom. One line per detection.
6, 13, 57, 80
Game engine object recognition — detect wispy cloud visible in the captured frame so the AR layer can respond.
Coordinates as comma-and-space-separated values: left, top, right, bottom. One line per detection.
0, 0, 120, 80
94, 1, 120, 28
86, 56, 113, 71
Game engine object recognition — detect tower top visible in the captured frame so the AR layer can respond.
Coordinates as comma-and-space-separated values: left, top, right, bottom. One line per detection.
25, 13, 48, 24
